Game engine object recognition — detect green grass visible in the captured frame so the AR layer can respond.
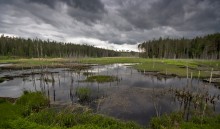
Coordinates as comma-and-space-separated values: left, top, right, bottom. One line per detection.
0, 77, 6, 83
0, 58, 69, 68
75, 87, 91, 103
16, 91, 50, 115
8, 118, 61, 129
27, 109, 141, 129
79, 57, 146, 64
134, 61, 211, 78
0, 91, 142, 129
180, 115, 220, 129
134, 59, 220, 78
83, 75, 118, 83
149, 112, 220, 129
0, 102, 24, 128
149, 112, 184, 129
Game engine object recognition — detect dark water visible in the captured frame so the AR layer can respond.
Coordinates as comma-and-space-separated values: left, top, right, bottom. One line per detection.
0, 64, 219, 125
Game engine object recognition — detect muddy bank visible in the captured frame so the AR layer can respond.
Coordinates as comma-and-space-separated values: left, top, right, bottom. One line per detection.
138, 70, 220, 87
203, 78, 220, 88
0, 63, 13, 67
143, 71, 178, 79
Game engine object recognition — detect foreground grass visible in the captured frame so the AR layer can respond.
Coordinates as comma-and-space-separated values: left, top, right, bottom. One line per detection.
149, 112, 220, 129
0, 92, 142, 129
1, 92, 220, 129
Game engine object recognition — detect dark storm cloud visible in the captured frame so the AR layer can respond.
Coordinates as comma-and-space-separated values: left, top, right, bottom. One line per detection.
117, 0, 220, 31
27, 0, 105, 12
26, 0, 55, 8
26, 0, 107, 24
0, 0, 220, 51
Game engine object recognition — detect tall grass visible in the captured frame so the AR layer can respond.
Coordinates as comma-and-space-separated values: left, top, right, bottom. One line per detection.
28, 109, 142, 129
16, 91, 49, 115
149, 111, 220, 129
84, 75, 118, 83
76, 87, 91, 103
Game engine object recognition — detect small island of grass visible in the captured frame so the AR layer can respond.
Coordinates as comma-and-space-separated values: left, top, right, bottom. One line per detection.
83, 75, 118, 83
0, 77, 6, 83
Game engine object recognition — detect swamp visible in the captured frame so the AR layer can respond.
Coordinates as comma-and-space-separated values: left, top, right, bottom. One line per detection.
0, 57, 220, 128
1, 0, 220, 127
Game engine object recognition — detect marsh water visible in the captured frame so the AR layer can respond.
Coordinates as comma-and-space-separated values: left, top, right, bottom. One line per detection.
0, 63, 220, 125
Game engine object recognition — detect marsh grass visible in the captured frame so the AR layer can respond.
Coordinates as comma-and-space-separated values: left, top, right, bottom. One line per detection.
79, 57, 220, 78
150, 112, 184, 129
79, 57, 146, 64
0, 58, 70, 69
134, 60, 219, 78
83, 72, 94, 76
83, 75, 118, 83
0, 98, 29, 128
38, 77, 54, 83
28, 109, 142, 129
1, 57, 219, 78
75, 87, 91, 103
0, 77, 6, 83
68, 65, 91, 72
16, 91, 50, 114
150, 112, 220, 129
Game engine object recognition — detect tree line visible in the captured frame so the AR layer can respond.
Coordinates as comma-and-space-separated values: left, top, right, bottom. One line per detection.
138, 33, 220, 59
0, 35, 120, 58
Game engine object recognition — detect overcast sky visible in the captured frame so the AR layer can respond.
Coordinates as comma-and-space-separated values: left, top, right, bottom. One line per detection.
0, 0, 220, 51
